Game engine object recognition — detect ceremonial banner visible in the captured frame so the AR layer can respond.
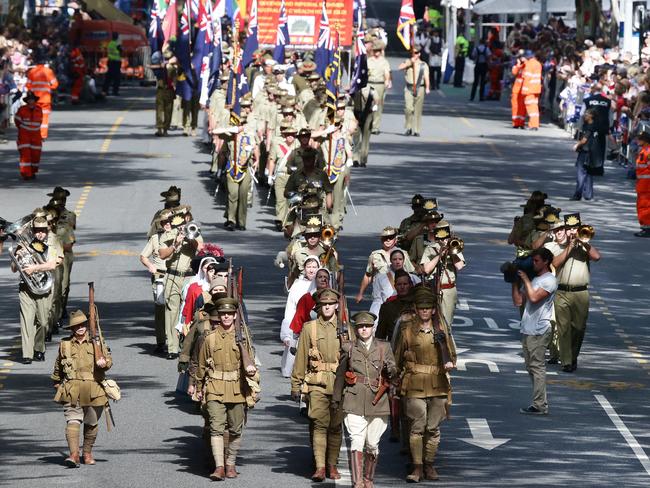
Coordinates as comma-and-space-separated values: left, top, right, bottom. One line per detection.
253, 0, 354, 49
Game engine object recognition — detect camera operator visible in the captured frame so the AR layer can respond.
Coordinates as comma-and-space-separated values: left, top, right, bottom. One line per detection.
544, 213, 600, 373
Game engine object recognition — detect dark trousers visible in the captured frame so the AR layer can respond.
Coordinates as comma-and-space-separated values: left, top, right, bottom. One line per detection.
429, 66, 441, 90
574, 152, 594, 200
453, 56, 465, 87
103, 60, 121, 95
470, 62, 488, 100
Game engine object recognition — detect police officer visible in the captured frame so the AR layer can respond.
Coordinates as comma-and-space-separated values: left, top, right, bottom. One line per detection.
102, 32, 122, 96
394, 287, 456, 482
333, 311, 397, 488
581, 83, 612, 173
291, 288, 344, 481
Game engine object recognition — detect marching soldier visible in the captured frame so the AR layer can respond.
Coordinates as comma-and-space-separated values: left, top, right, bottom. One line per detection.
159, 209, 203, 360
11, 216, 63, 363
398, 46, 430, 137
419, 220, 466, 329
291, 288, 344, 482
194, 297, 258, 481
333, 311, 397, 488
367, 40, 392, 134
401, 197, 439, 253
352, 84, 375, 168
267, 121, 300, 230
284, 147, 333, 220
51, 310, 113, 467
150, 50, 177, 137
209, 72, 231, 173
148, 185, 183, 238
544, 213, 601, 372
394, 287, 456, 482
318, 119, 352, 230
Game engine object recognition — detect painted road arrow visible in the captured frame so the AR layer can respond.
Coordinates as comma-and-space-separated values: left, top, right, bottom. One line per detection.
458, 418, 510, 450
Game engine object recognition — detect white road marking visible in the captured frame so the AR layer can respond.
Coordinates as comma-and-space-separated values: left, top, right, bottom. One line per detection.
457, 359, 499, 373
336, 435, 352, 485
452, 316, 474, 327
483, 317, 500, 329
458, 418, 510, 450
515, 370, 557, 376
457, 298, 469, 311
595, 394, 650, 477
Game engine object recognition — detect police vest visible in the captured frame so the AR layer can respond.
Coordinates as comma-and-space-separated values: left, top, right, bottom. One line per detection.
107, 40, 121, 61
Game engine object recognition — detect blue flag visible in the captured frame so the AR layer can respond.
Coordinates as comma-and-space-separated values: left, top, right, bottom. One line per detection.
314, 1, 333, 77
273, 0, 290, 63
241, 0, 258, 68
350, 11, 368, 95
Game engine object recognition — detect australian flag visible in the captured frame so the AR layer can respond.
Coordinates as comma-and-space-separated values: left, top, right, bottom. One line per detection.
273, 0, 290, 63
350, 19, 368, 95
325, 32, 340, 114
192, 0, 213, 100
226, 55, 249, 122
148, 0, 165, 53
175, 0, 194, 101
206, 6, 224, 101
314, 0, 333, 77
241, 0, 258, 68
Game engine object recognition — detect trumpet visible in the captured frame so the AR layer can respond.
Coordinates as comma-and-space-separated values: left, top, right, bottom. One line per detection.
448, 236, 464, 255
183, 221, 201, 241
577, 225, 595, 243
321, 225, 336, 247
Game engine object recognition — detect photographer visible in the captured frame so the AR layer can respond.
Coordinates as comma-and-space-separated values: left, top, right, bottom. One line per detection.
571, 109, 599, 201
512, 248, 557, 415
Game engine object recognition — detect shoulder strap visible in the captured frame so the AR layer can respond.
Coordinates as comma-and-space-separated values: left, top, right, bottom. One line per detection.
310, 320, 318, 350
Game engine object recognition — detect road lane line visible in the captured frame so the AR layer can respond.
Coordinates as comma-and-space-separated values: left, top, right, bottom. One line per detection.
516, 370, 557, 375
461, 117, 474, 128
595, 394, 650, 477
488, 142, 503, 158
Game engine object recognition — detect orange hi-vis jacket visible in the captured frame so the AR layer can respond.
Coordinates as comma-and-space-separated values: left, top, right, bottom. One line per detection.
636, 145, 650, 228
26, 64, 59, 106
70, 48, 86, 74
14, 104, 43, 138
511, 60, 525, 95
521, 58, 542, 96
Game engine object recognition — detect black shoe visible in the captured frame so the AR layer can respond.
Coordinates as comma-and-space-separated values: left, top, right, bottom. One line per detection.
571, 361, 577, 371
561, 365, 574, 373
547, 358, 559, 365
45, 331, 52, 342
153, 344, 165, 355
413, 132, 420, 137
274, 221, 283, 231
359, 162, 366, 168
520, 405, 547, 415
352, 160, 360, 167
34, 351, 45, 362
634, 229, 650, 238
224, 221, 235, 231
155, 130, 163, 137
166, 353, 179, 360
405, 129, 412, 136
569, 195, 581, 201
235, 224, 246, 231
22, 357, 33, 364
371, 130, 380, 135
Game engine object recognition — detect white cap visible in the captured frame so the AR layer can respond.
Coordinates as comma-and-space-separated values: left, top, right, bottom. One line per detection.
265, 59, 277, 67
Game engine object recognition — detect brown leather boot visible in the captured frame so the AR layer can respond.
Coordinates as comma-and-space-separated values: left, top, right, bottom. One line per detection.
82, 424, 98, 465
350, 450, 364, 488
64, 422, 80, 468
225, 464, 238, 478
64, 452, 80, 468
327, 464, 341, 479
406, 464, 423, 483
209, 466, 225, 481
363, 451, 378, 487
311, 467, 326, 482
424, 464, 439, 480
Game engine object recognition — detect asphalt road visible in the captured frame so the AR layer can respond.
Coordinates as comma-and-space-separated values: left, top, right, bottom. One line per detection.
1, 63, 649, 488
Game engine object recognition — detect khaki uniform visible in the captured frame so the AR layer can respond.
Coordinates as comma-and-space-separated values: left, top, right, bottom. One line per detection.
268, 137, 299, 224
398, 213, 422, 251
284, 167, 333, 219
365, 248, 415, 278
420, 242, 465, 328
50, 223, 75, 333
394, 316, 456, 466
319, 134, 351, 229
140, 232, 167, 346
367, 55, 390, 132
403, 59, 429, 133
209, 89, 230, 172
222, 125, 258, 226
291, 317, 344, 469
19, 232, 63, 359
545, 241, 591, 367
376, 296, 414, 342
156, 64, 176, 131
160, 228, 203, 354
352, 86, 374, 166
58, 207, 76, 313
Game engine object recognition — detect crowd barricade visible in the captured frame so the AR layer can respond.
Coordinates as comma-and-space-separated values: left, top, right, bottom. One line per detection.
0, 92, 10, 132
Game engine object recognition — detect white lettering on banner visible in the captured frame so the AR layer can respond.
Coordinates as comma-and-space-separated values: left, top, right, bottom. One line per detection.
457, 359, 499, 373
458, 418, 510, 451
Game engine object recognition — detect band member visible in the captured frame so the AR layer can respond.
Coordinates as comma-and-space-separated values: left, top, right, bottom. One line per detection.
148, 186, 183, 238
11, 216, 63, 363
194, 297, 258, 480
333, 311, 397, 488
419, 220, 466, 329
544, 213, 600, 372
394, 287, 456, 482
51, 310, 113, 467
267, 122, 299, 230
291, 288, 344, 481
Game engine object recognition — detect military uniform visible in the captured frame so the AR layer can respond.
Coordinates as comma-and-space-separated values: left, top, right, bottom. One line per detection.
319, 130, 351, 230
402, 50, 429, 136
268, 125, 299, 226
284, 159, 333, 217
49, 209, 75, 336
394, 289, 456, 482
376, 294, 414, 343
291, 289, 344, 480
367, 43, 391, 133
194, 298, 258, 480
51, 310, 113, 467
352, 86, 375, 167
153, 55, 177, 136
208, 81, 230, 173
140, 217, 168, 350
15, 218, 63, 362
333, 312, 397, 488
160, 226, 203, 356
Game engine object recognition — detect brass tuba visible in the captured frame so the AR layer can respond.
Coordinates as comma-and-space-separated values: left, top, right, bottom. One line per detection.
184, 221, 201, 241
577, 225, 595, 243
448, 236, 465, 255
8, 216, 54, 295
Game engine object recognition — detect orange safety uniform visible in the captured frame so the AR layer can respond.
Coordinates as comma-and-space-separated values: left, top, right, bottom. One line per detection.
636, 144, 650, 230
14, 104, 43, 179
511, 60, 526, 128
488, 47, 503, 100
70, 48, 86, 103
521, 57, 542, 129
26, 64, 59, 139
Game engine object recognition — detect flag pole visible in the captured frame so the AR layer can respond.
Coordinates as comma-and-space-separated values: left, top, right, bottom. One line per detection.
411, 22, 416, 97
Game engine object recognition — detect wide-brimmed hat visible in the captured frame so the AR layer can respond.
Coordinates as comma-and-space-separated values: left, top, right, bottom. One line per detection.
47, 186, 70, 198
433, 220, 451, 240
65, 310, 88, 328
564, 213, 581, 228
411, 194, 425, 207
303, 214, 323, 234
160, 185, 181, 203
422, 198, 438, 212
31, 216, 49, 230
381, 226, 398, 238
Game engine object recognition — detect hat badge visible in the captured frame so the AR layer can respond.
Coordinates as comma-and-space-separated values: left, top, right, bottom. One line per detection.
566, 216, 579, 226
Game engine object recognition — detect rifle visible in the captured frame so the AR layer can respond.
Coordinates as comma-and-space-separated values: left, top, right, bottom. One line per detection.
87, 282, 105, 364
336, 268, 353, 344
227, 259, 255, 375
